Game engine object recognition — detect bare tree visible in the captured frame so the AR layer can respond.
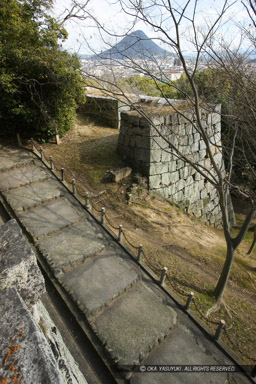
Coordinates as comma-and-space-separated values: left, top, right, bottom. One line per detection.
75, 0, 256, 313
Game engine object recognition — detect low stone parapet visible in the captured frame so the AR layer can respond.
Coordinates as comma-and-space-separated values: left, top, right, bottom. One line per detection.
0, 219, 45, 307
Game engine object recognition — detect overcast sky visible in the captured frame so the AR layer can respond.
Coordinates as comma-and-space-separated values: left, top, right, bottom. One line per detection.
52, 0, 251, 55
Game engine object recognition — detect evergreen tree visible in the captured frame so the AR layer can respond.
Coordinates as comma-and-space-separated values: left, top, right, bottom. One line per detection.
0, 0, 85, 139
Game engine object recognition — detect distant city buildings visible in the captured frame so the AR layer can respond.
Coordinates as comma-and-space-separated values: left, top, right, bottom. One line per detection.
80, 57, 183, 80
80, 56, 209, 83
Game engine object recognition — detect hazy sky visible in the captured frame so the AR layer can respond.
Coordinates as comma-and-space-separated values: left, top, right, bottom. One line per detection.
52, 0, 251, 54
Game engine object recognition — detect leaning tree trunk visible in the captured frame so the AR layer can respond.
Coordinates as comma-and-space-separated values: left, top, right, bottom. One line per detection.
214, 241, 235, 301
214, 204, 255, 301
247, 225, 256, 255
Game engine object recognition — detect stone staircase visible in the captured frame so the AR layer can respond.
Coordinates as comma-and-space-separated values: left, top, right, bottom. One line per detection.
0, 146, 253, 384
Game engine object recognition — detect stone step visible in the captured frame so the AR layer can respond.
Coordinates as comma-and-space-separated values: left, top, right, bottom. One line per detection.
17, 198, 85, 240
0, 147, 34, 172
91, 282, 177, 366
37, 218, 112, 276
130, 317, 250, 384
2, 179, 62, 212
59, 246, 141, 318
0, 163, 50, 191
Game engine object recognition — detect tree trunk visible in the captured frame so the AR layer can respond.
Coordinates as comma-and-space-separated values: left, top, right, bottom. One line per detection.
247, 226, 256, 255
214, 242, 235, 300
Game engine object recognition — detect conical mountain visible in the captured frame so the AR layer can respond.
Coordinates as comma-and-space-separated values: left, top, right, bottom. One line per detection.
92, 30, 172, 60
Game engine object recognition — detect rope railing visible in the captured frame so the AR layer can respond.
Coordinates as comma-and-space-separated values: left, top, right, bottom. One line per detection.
27, 138, 256, 367
122, 230, 140, 250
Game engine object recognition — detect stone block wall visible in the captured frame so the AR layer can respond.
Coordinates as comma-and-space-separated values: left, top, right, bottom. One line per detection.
118, 106, 234, 226
79, 94, 129, 129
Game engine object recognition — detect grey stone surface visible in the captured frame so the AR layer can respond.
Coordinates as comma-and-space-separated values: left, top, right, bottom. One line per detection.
2, 179, 62, 212
37, 219, 110, 274
34, 301, 88, 384
149, 163, 169, 176
93, 282, 177, 365
0, 163, 49, 190
110, 167, 132, 182
161, 150, 173, 162
0, 288, 64, 384
0, 147, 34, 171
149, 175, 162, 189
135, 148, 150, 162
149, 149, 162, 162
60, 247, 140, 316
130, 317, 251, 384
18, 198, 84, 239
80, 95, 119, 128
0, 220, 45, 307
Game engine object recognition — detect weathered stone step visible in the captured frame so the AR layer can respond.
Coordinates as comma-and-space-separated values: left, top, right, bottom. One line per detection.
37, 218, 112, 276
130, 317, 250, 384
17, 198, 85, 240
91, 282, 177, 366
2, 179, 62, 212
0, 147, 34, 171
59, 246, 141, 317
0, 163, 50, 191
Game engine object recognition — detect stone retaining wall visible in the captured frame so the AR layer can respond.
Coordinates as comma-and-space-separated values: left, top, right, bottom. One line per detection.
79, 94, 129, 129
118, 106, 234, 226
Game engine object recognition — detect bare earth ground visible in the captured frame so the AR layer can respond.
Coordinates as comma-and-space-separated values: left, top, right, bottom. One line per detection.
34, 115, 256, 367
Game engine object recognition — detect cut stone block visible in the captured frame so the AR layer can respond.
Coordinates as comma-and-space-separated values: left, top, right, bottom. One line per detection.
60, 247, 140, 316
18, 198, 84, 239
149, 174, 162, 189
92, 282, 176, 365
149, 162, 168, 176
37, 219, 110, 274
0, 220, 45, 307
109, 167, 132, 182
130, 320, 251, 384
0, 164, 49, 190
0, 148, 34, 171
2, 179, 62, 212
0, 289, 64, 384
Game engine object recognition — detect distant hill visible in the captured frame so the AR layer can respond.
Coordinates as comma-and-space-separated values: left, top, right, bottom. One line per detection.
91, 30, 173, 60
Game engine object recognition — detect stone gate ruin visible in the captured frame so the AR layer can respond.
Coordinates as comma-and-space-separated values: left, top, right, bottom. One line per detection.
117, 104, 234, 226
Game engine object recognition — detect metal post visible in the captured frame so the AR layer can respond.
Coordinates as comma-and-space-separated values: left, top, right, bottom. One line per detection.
101, 208, 105, 225
39, 146, 43, 160
49, 156, 54, 170
72, 179, 76, 195
137, 244, 143, 262
17, 133, 22, 146
85, 192, 90, 210
160, 267, 168, 285
127, 193, 132, 205
185, 292, 194, 310
31, 138, 34, 152
118, 225, 123, 243
61, 168, 64, 181
214, 320, 225, 341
